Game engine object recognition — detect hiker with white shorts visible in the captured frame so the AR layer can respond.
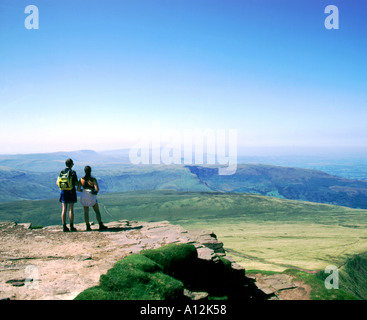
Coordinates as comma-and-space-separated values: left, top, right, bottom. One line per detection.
77, 166, 108, 231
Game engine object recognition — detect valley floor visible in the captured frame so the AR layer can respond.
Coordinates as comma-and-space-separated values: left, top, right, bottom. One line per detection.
179, 219, 367, 273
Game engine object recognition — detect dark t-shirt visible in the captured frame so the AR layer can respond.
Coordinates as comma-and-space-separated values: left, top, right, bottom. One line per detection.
81, 177, 96, 190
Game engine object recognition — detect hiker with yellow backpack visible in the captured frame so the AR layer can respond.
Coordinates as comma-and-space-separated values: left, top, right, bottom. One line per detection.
56, 158, 78, 232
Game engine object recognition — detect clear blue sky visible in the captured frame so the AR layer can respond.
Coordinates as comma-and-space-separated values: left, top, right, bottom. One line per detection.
0, 0, 366, 155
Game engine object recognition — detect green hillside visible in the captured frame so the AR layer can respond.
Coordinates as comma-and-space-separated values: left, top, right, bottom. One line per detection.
338, 253, 367, 299
4, 189, 367, 226
0, 166, 59, 202
187, 164, 367, 208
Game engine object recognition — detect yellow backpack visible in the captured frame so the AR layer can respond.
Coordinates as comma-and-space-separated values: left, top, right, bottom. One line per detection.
57, 169, 74, 190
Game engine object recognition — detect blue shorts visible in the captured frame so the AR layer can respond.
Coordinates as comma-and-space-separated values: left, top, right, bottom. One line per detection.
59, 189, 77, 203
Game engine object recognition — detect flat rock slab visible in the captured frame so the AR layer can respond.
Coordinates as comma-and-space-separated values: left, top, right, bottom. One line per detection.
248, 273, 311, 300
0, 220, 233, 300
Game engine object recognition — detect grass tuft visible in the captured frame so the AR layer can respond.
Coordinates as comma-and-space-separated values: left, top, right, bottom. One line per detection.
75, 251, 184, 300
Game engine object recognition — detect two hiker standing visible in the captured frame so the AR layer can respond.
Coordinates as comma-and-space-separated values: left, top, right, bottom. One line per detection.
56, 158, 107, 232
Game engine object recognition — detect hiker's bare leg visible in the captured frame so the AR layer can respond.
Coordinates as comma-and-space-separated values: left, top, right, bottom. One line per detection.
92, 203, 102, 224
61, 203, 68, 224
69, 203, 74, 224
84, 207, 90, 224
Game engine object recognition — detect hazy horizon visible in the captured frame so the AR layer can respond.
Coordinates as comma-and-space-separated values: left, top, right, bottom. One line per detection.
1, 145, 367, 158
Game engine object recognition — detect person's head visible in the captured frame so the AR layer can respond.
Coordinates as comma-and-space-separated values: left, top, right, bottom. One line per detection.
84, 165, 92, 178
65, 158, 74, 168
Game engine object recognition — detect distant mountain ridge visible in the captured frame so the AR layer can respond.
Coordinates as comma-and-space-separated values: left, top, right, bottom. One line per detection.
0, 166, 57, 202
2, 150, 367, 209
0, 149, 131, 172
187, 164, 367, 209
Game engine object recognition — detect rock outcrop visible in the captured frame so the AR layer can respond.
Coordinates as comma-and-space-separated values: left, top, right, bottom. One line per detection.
247, 273, 312, 300
0, 220, 263, 300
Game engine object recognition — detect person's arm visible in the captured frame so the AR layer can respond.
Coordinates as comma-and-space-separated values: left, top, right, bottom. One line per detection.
93, 178, 99, 193
77, 179, 82, 192
73, 172, 78, 187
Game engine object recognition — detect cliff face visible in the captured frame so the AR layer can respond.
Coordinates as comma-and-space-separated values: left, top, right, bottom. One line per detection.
0, 220, 260, 300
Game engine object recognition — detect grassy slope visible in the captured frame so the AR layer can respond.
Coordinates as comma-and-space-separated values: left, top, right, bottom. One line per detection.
338, 252, 367, 299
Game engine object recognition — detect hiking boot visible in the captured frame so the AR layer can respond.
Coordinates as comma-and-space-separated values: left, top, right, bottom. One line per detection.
86, 223, 92, 231
70, 224, 77, 232
63, 225, 70, 232
99, 223, 108, 231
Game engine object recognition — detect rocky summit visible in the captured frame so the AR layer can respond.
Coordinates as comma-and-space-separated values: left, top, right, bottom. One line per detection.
0, 220, 248, 300
0, 220, 307, 300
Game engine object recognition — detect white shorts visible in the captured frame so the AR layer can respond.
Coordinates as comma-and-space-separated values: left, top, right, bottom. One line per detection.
80, 189, 98, 207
